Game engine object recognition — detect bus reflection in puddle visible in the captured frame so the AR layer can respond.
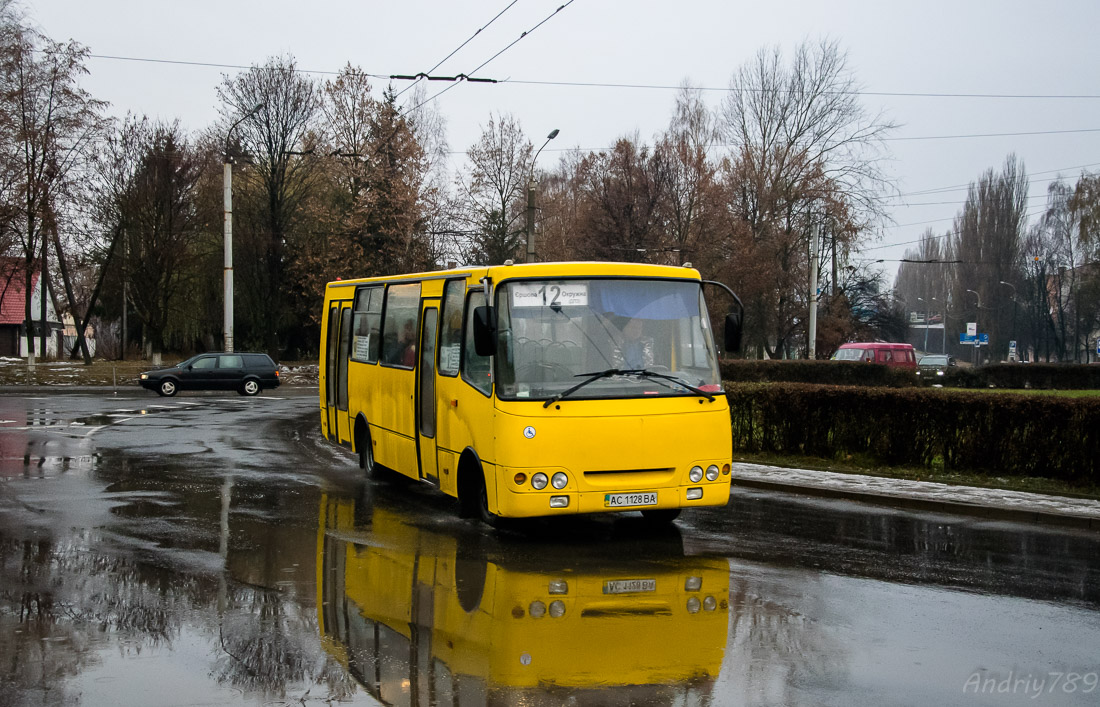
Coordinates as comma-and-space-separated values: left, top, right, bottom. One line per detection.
318, 496, 729, 706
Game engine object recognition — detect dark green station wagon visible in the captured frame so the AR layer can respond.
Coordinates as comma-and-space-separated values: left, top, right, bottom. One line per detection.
139, 353, 280, 397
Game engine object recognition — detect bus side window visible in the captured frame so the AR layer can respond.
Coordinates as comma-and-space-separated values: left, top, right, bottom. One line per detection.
381, 283, 421, 368
439, 280, 464, 376
351, 286, 383, 363
462, 292, 492, 395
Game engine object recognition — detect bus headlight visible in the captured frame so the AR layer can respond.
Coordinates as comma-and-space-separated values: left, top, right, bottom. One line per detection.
551, 472, 568, 489
689, 466, 704, 483
532, 473, 548, 490
705, 465, 720, 481
703, 596, 717, 611
529, 601, 546, 618
686, 597, 701, 614
549, 600, 566, 618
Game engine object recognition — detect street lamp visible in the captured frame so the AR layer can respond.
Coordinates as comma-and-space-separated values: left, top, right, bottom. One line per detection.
965, 289, 982, 365
526, 128, 559, 263
999, 280, 1018, 360
917, 297, 931, 352
223, 102, 264, 353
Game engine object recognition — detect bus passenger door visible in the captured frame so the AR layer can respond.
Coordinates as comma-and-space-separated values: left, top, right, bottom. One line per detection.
416, 305, 439, 483
325, 301, 353, 444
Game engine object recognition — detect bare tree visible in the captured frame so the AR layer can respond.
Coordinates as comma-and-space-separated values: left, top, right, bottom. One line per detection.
107, 119, 202, 357
217, 55, 321, 355
951, 155, 1028, 360
656, 84, 719, 266
0, 20, 103, 357
718, 38, 895, 357
460, 113, 531, 265
574, 134, 670, 262
894, 229, 952, 351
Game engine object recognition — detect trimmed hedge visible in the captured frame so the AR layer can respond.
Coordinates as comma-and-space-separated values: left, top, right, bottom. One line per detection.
726, 382, 1100, 485
720, 359, 917, 388
936, 363, 1100, 390
720, 359, 1100, 390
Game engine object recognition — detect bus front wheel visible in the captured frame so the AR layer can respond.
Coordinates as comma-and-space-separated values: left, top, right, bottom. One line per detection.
478, 483, 501, 528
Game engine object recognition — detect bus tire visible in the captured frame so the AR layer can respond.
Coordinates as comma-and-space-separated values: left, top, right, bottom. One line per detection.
478, 482, 502, 528
355, 418, 375, 476
457, 451, 483, 520
641, 508, 681, 524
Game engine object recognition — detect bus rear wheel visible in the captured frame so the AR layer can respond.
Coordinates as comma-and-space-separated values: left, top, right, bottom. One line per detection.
641, 508, 681, 524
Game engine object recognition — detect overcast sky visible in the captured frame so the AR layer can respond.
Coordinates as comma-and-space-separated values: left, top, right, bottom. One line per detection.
27, 0, 1100, 280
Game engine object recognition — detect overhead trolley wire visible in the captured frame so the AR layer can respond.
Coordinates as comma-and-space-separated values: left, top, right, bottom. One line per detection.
403, 0, 578, 115
394, 0, 521, 99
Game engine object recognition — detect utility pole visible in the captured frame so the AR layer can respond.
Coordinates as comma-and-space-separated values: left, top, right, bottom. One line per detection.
223, 103, 264, 353
526, 128, 559, 263
808, 222, 820, 359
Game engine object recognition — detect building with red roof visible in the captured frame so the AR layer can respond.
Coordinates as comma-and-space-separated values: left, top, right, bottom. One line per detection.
0, 257, 62, 358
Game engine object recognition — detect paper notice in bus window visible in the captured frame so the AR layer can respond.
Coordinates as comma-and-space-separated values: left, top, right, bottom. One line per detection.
512, 283, 588, 308
353, 335, 371, 360
443, 345, 461, 371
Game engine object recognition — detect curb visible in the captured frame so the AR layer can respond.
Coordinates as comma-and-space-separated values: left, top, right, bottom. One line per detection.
732, 476, 1099, 531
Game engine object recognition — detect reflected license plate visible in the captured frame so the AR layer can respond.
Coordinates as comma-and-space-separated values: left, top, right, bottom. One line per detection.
604, 578, 657, 595
604, 492, 658, 508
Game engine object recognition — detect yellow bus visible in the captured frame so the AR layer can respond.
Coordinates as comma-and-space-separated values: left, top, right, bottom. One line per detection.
317, 494, 730, 704
320, 261, 743, 525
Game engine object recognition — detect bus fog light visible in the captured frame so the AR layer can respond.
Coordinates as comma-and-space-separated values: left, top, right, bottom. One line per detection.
549, 495, 570, 508
705, 465, 720, 481
548, 580, 568, 595
551, 472, 568, 489
685, 576, 702, 592
532, 473, 548, 490
549, 600, 566, 618
529, 601, 546, 618
686, 487, 703, 500
686, 597, 701, 614
703, 596, 717, 612
689, 466, 704, 483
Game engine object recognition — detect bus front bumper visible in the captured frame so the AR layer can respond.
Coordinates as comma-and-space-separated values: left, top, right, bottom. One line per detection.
497, 481, 730, 518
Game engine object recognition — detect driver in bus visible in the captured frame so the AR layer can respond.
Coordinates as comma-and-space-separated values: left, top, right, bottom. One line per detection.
613, 318, 655, 370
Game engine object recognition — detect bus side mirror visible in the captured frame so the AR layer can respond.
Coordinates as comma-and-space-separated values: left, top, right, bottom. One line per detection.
473, 306, 496, 357
724, 311, 743, 354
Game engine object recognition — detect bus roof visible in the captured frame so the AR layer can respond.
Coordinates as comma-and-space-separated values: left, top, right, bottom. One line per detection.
324, 261, 704, 290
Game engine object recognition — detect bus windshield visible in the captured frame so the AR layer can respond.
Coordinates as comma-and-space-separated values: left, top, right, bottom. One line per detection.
494, 278, 721, 401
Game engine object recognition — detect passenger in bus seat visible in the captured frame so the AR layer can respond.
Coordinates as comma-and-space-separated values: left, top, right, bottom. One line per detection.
400, 320, 417, 367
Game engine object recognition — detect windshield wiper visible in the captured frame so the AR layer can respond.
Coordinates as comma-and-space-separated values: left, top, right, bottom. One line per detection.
542, 368, 715, 408
633, 369, 716, 402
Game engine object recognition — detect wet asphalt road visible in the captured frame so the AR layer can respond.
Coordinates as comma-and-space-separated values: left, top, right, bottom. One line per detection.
1, 393, 1098, 707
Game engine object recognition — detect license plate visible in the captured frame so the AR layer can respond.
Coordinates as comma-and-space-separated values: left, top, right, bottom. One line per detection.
604, 492, 658, 508
604, 578, 657, 594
